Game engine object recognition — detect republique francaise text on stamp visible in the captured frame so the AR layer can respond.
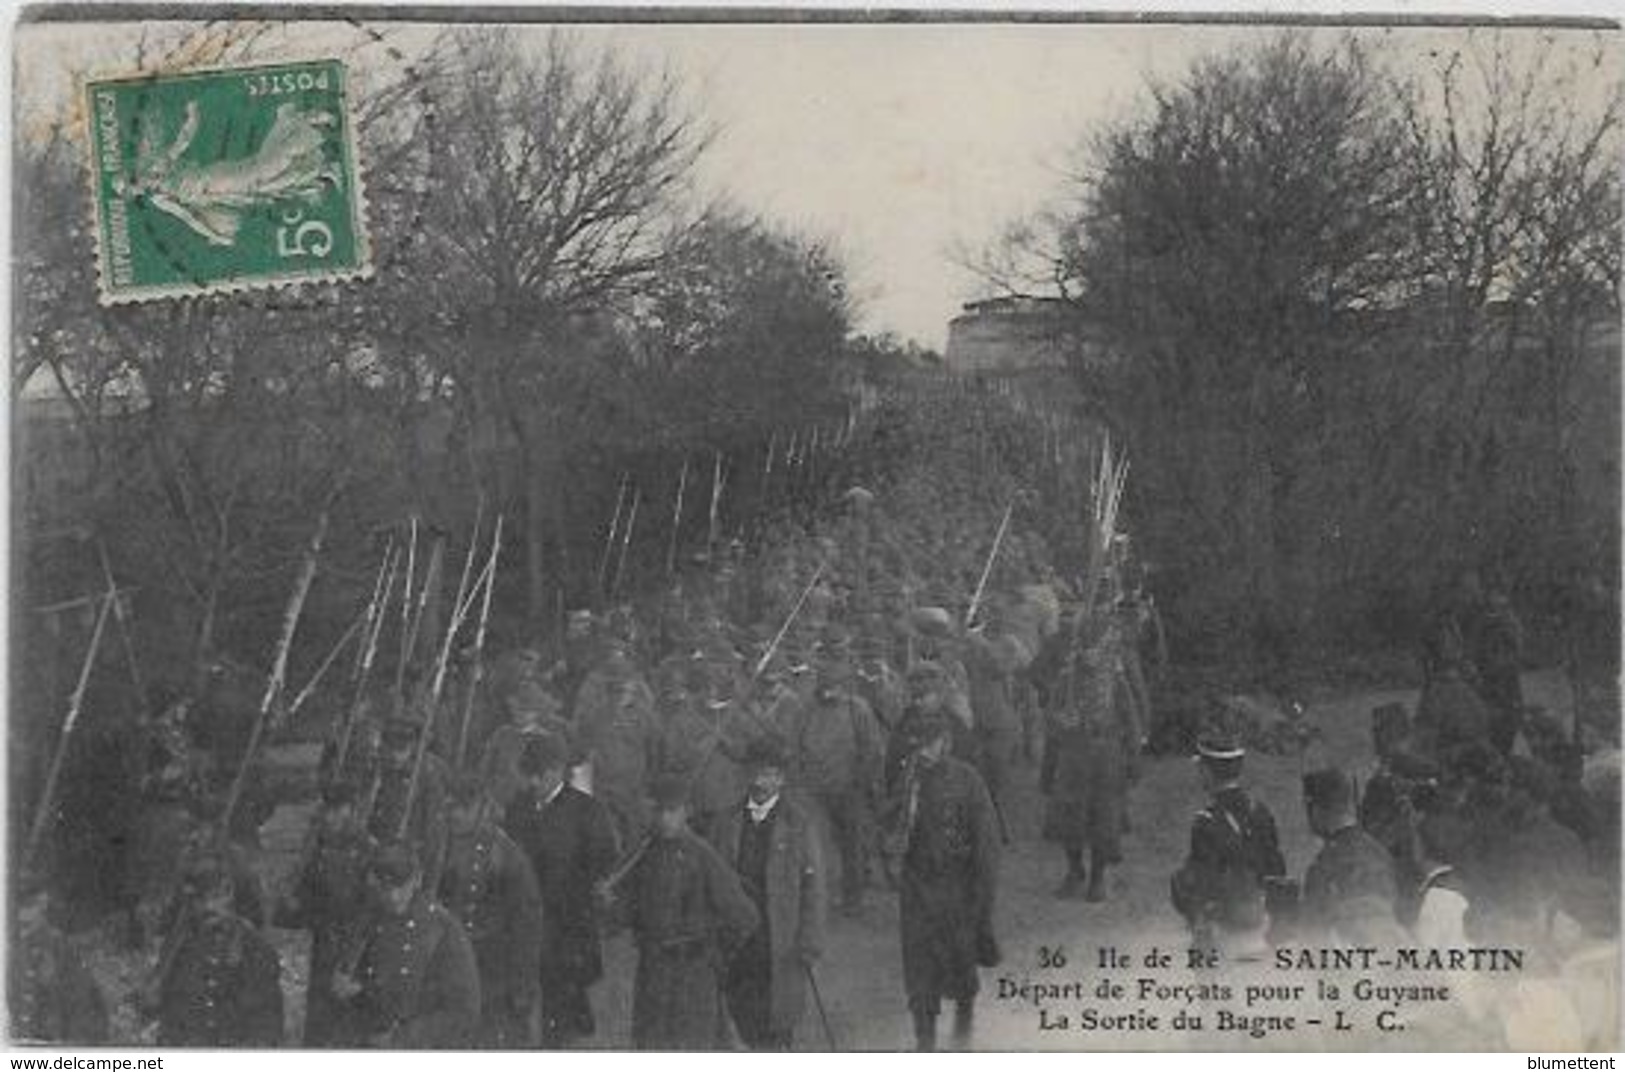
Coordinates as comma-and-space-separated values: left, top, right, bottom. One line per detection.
85, 58, 371, 303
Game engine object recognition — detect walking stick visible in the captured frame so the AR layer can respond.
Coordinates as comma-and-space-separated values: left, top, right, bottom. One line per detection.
25, 588, 115, 872
222, 510, 329, 833
804, 961, 839, 1050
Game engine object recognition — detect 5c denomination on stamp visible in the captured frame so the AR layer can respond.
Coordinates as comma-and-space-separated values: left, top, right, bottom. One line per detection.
85, 58, 371, 304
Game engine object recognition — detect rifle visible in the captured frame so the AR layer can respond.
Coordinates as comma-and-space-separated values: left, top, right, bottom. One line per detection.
333, 540, 399, 776
611, 487, 640, 601
399, 519, 499, 839
398, 534, 446, 701
96, 539, 149, 715
601, 567, 824, 898
706, 450, 725, 562
287, 610, 365, 720
753, 562, 826, 679
394, 517, 420, 701
667, 457, 689, 579
965, 499, 1014, 628
597, 474, 629, 601
454, 516, 502, 768
222, 510, 329, 833
25, 587, 115, 872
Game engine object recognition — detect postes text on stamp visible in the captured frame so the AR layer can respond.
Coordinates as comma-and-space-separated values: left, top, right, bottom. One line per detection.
85, 58, 371, 304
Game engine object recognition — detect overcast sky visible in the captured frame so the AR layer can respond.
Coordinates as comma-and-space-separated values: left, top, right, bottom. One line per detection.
16, 18, 1620, 348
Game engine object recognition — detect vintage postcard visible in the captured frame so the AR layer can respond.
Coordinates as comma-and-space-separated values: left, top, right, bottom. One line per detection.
9, 6, 1621, 1055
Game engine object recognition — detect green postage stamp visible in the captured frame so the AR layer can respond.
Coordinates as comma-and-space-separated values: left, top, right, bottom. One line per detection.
85, 59, 371, 303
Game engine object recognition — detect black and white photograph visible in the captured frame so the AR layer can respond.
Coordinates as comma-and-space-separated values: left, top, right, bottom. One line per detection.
8, 7, 1622, 1053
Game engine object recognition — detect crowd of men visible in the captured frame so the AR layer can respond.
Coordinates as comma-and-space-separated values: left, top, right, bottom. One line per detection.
10, 392, 1619, 1051
1170, 569, 1620, 1044
12, 394, 1084, 1050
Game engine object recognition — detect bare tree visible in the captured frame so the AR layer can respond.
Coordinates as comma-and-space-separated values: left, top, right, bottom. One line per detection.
384, 28, 713, 618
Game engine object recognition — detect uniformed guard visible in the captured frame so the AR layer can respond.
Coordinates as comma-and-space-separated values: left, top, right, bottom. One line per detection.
279, 779, 377, 1046
154, 853, 283, 1047
615, 773, 759, 1050
1039, 621, 1137, 902
502, 732, 620, 1047
7, 882, 109, 1044
711, 736, 827, 1050
889, 708, 1001, 1052
1169, 731, 1287, 953
1300, 767, 1407, 946
438, 771, 544, 1047
333, 843, 480, 1048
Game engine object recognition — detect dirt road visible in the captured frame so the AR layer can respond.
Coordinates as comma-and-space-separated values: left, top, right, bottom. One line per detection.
590, 669, 1603, 1051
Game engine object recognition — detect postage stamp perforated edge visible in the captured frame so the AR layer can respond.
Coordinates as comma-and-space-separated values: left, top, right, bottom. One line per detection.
83, 56, 375, 307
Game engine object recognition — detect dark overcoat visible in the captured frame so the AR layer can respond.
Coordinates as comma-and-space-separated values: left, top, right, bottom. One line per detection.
896, 756, 1000, 1011
437, 821, 544, 1026
502, 784, 620, 991
625, 830, 759, 1049
347, 895, 480, 1048
157, 910, 283, 1047
710, 797, 827, 1036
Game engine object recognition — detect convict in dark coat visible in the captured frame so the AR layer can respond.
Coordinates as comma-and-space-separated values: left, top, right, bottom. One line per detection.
710, 738, 827, 1050
154, 854, 283, 1047
278, 780, 377, 1046
890, 709, 1001, 1051
1414, 629, 1493, 769
438, 772, 544, 1047
502, 733, 620, 1047
1467, 588, 1526, 755
333, 844, 480, 1048
7, 887, 108, 1044
1170, 733, 1287, 950
1301, 768, 1407, 947
1039, 626, 1138, 901
616, 774, 759, 1050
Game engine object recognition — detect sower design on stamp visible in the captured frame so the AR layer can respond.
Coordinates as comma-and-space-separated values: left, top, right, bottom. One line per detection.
85, 59, 371, 303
